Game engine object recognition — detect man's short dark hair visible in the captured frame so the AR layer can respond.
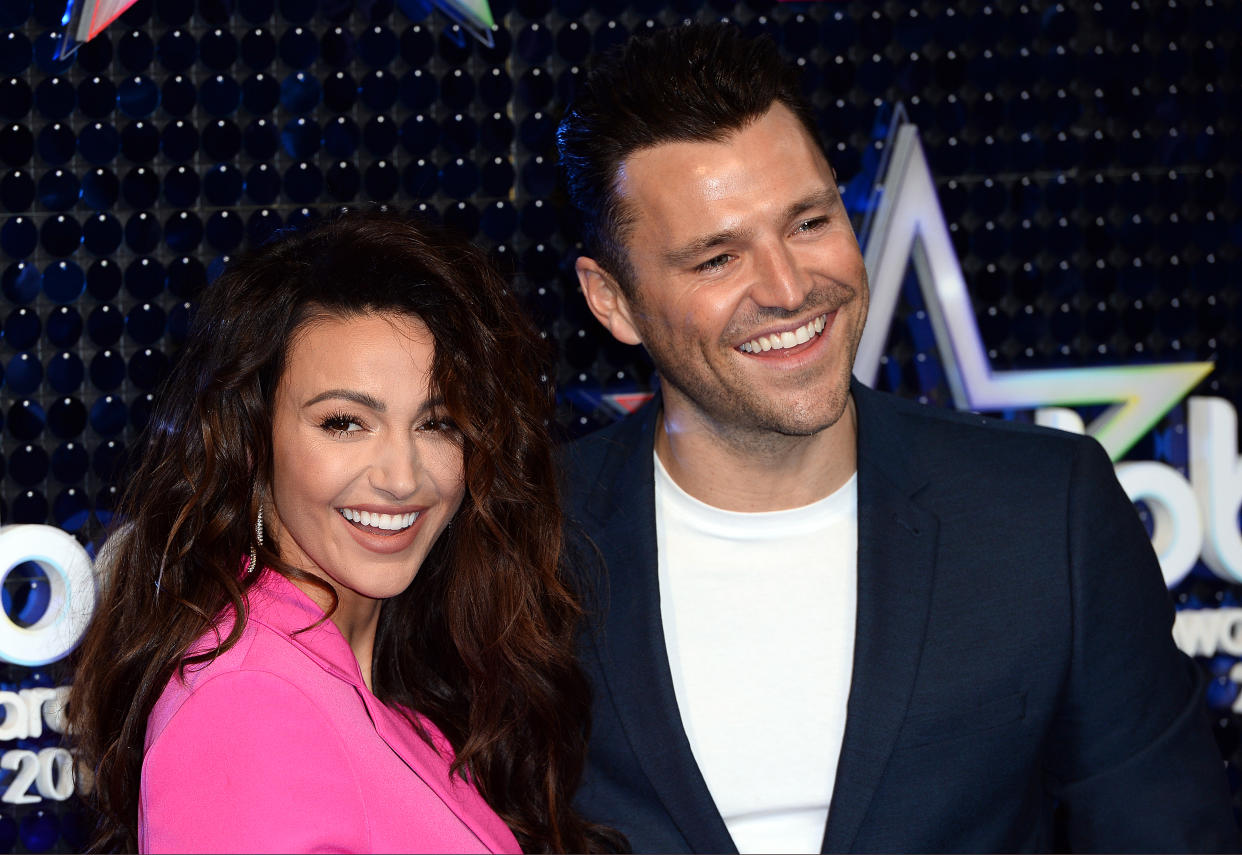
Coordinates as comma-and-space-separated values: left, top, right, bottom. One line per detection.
556, 22, 823, 289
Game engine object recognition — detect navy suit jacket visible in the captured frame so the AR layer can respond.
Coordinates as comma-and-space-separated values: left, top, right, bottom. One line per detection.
561, 381, 1239, 853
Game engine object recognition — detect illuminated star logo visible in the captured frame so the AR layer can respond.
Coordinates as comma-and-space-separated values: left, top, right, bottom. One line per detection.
397, 0, 497, 47
58, 0, 141, 56
853, 124, 1213, 461
561, 385, 654, 419
59, 0, 499, 55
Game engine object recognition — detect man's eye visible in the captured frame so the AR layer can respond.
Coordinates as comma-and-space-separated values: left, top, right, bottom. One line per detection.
795, 217, 827, 234
696, 254, 732, 272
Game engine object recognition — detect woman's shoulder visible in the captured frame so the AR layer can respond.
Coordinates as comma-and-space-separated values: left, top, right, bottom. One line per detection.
138, 661, 373, 854
145, 575, 356, 750
145, 615, 295, 746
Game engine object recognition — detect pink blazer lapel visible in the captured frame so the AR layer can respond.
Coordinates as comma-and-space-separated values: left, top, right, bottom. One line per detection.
361, 694, 521, 854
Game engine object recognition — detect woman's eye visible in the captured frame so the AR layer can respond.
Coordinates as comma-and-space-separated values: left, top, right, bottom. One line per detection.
417, 416, 457, 433
320, 415, 363, 435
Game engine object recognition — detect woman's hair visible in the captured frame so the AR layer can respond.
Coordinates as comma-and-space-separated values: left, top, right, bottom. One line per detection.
68, 209, 624, 853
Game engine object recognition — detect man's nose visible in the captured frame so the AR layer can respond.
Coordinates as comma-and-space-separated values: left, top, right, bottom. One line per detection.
749, 243, 808, 312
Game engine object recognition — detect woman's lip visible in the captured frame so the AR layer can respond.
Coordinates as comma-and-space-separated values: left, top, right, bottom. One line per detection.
335, 505, 425, 515
338, 509, 427, 554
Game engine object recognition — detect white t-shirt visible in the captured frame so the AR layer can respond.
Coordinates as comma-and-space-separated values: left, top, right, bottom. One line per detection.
655, 453, 858, 855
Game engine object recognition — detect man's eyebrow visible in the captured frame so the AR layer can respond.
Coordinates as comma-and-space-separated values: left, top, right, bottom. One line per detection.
662, 227, 750, 269
783, 188, 840, 222
661, 188, 843, 269
303, 389, 386, 411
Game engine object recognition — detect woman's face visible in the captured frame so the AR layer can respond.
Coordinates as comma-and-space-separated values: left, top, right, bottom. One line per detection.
268, 311, 465, 616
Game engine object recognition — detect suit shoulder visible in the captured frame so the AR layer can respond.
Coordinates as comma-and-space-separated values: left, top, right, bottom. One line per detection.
557, 403, 653, 488
855, 387, 1115, 501
562, 405, 648, 452
870, 387, 1101, 459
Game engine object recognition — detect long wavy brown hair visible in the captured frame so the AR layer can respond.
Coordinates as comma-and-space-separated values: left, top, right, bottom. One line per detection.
67, 209, 625, 853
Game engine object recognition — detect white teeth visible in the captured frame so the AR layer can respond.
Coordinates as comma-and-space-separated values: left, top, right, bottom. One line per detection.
338, 509, 419, 531
740, 314, 829, 355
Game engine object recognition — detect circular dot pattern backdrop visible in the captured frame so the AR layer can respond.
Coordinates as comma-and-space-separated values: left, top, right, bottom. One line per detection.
2, 0, 1241, 847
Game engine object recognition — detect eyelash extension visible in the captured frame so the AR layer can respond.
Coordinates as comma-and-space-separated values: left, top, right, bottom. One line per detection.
316, 411, 459, 436
318, 411, 363, 436
418, 415, 459, 433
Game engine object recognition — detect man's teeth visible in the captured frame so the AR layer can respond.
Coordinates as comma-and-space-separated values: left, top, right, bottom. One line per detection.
338, 509, 419, 531
738, 314, 828, 354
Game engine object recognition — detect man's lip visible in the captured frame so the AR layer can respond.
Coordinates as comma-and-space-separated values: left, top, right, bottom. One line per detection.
735, 310, 835, 350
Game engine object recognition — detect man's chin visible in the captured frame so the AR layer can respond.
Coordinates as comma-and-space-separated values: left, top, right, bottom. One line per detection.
755, 388, 853, 434
713, 398, 852, 444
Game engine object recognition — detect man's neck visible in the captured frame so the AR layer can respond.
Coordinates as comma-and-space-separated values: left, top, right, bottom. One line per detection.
654, 395, 858, 512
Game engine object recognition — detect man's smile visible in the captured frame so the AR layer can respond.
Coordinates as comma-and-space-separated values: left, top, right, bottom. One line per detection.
737, 312, 832, 354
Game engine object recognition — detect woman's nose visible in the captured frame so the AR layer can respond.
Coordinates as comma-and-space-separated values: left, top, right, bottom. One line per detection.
369, 437, 421, 500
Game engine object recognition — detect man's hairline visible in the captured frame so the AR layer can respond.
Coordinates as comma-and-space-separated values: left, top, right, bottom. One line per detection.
588, 101, 833, 294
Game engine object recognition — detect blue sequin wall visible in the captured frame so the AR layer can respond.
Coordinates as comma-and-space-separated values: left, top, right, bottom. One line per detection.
1, 0, 1241, 848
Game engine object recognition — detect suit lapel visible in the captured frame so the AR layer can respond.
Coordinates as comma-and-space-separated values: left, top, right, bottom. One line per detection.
581, 398, 737, 854
823, 382, 939, 853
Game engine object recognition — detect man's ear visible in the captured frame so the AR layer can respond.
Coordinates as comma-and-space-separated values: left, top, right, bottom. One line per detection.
575, 256, 643, 346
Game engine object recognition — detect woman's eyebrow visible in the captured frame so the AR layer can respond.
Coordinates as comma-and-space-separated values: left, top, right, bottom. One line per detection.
302, 390, 448, 417
303, 389, 386, 411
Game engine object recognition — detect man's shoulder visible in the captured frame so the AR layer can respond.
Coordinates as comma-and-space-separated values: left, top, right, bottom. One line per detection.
557, 399, 657, 486
554, 386, 1107, 491
854, 385, 1117, 505
859, 383, 1099, 462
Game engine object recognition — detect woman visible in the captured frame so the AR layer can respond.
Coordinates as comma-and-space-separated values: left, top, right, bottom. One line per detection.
68, 210, 623, 853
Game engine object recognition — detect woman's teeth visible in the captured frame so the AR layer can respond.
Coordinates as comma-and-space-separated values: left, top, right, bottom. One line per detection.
738, 314, 828, 353
338, 508, 419, 531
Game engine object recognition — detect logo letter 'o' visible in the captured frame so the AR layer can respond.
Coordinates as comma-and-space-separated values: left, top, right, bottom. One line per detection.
1115, 462, 1203, 589
0, 526, 97, 667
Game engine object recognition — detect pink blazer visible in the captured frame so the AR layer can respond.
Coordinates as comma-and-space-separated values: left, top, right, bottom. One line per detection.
139, 570, 521, 854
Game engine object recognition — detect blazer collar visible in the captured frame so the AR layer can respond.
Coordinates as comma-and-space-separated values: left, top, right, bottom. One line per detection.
580, 393, 738, 853
821, 380, 939, 852
582, 382, 941, 854
245, 572, 519, 854
245, 569, 362, 684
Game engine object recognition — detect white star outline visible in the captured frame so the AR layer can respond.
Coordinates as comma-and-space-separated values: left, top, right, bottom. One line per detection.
854, 123, 1214, 462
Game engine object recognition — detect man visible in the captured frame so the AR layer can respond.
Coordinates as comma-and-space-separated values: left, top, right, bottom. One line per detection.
554, 22, 1239, 854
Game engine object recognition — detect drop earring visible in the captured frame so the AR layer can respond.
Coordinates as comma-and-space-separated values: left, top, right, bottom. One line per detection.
249, 504, 264, 573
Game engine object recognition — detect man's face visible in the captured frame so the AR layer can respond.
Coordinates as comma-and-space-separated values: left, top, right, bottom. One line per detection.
580, 103, 869, 444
